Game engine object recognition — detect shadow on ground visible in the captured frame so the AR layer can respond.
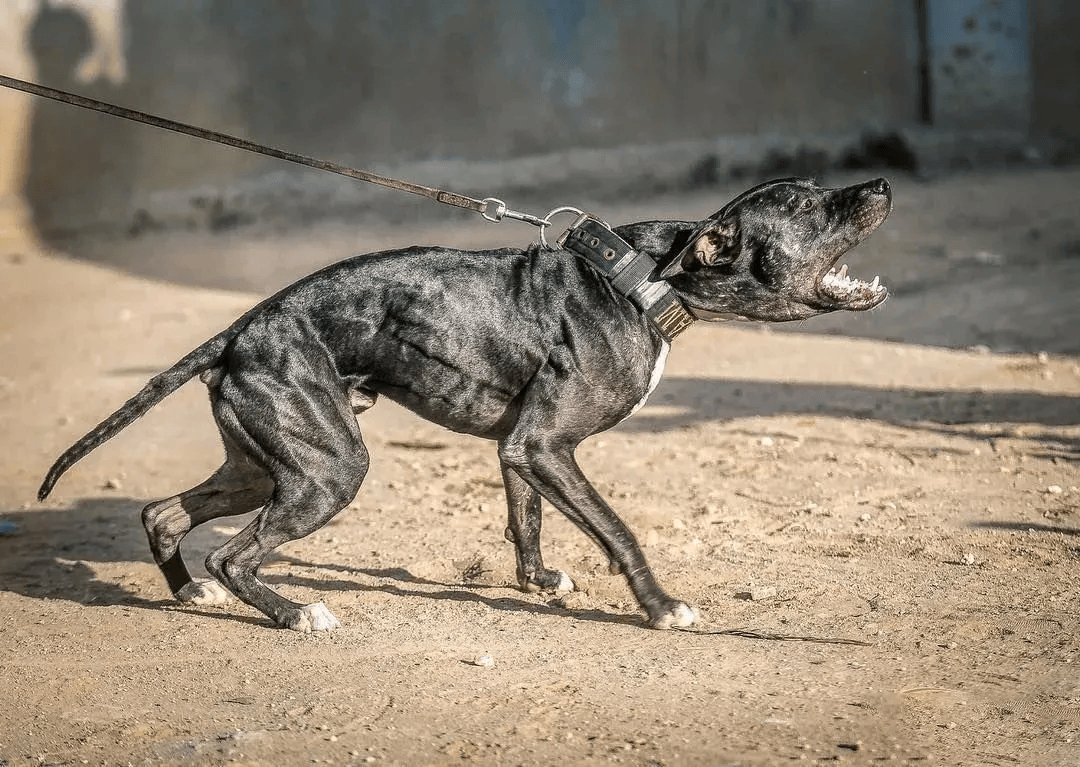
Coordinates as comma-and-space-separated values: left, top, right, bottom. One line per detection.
0, 499, 628, 628
621, 376, 1080, 459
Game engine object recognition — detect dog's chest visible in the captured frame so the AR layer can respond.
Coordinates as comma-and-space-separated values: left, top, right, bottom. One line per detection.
621, 340, 669, 423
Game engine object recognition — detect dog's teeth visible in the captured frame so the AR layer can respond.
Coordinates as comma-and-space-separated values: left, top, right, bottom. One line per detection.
871, 275, 880, 290
838, 264, 848, 278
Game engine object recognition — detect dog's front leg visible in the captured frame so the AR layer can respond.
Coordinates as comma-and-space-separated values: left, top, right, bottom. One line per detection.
500, 461, 574, 595
498, 436, 696, 629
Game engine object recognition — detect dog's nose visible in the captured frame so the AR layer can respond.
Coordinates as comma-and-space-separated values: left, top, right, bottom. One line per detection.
871, 177, 890, 195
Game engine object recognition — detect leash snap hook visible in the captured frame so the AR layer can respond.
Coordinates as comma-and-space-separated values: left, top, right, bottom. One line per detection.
480, 197, 508, 223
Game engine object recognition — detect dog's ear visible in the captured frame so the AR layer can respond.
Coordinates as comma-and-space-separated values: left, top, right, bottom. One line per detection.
660, 219, 740, 279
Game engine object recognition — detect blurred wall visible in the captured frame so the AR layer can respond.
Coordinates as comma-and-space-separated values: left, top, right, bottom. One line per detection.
925, 0, 1030, 129
1029, 0, 1080, 137
0, 0, 1071, 242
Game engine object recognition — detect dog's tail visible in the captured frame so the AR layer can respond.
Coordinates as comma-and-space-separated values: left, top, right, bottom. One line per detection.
37, 327, 237, 502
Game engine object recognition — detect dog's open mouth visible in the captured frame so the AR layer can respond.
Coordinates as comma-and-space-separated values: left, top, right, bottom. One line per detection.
817, 261, 887, 310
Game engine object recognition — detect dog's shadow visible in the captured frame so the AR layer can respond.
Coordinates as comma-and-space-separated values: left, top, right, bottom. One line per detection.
262, 556, 634, 627
0, 497, 631, 629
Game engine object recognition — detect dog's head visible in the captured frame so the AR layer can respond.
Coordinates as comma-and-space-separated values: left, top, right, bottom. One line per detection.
628, 177, 892, 322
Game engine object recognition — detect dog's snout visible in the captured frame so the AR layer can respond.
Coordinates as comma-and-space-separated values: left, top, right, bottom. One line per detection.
870, 177, 890, 196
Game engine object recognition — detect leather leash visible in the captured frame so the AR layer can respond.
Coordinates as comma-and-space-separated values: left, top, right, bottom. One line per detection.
0, 74, 545, 229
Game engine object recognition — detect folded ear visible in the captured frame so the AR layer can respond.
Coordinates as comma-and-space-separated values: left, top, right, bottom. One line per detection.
659, 219, 740, 279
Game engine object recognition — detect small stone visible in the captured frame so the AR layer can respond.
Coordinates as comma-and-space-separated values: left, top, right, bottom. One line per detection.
103, 477, 123, 490
1036, 351, 1050, 364
644, 529, 660, 547
555, 591, 589, 611
471, 655, 495, 668
1047, 485, 1064, 495
961, 552, 976, 566
749, 585, 777, 601
760, 436, 775, 447
858, 513, 872, 523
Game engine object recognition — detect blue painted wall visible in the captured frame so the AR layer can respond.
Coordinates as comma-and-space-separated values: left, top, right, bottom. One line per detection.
926, 0, 1030, 128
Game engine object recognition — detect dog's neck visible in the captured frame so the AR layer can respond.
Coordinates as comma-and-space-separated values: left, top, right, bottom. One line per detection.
612, 221, 697, 272
614, 219, 749, 321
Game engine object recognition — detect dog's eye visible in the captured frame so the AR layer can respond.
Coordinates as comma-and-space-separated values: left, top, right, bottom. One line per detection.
800, 198, 815, 211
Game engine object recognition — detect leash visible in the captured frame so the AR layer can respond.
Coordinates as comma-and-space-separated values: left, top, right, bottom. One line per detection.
1, 73, 697, 339
0, 74, 553, 231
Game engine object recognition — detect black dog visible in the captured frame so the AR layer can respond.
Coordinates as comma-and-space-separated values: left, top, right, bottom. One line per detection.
38, 177, 892, 631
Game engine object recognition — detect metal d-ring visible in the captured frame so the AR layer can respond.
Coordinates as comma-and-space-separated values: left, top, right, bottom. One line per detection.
537, 206, 587, 250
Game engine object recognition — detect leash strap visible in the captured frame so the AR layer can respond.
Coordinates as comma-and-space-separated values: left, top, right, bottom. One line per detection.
559, 216, 695, 340
0, 74, 550, 228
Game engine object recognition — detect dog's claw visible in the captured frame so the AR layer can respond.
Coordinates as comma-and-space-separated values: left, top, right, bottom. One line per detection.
175, 579, 233, 606
282, 602, 341, 633
648, 602, 698, 630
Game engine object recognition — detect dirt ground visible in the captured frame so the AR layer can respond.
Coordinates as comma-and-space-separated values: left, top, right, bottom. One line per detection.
1, 168, 1078, 766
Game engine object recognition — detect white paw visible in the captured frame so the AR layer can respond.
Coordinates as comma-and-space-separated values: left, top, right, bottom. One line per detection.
175, 579, 233, 606
650, 602, 698, 630
284, 602, 341, 633
521, 570, 576, 595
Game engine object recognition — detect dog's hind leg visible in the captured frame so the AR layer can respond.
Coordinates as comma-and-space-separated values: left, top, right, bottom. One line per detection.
142, 430, 273, 605
501, 461, 574, 595
202, 355, 367, 631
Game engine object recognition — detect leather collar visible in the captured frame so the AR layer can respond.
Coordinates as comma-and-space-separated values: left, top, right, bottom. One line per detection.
558, 215, 695, 340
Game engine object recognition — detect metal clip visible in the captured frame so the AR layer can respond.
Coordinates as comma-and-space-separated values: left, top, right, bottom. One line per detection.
537, 206, 588, 250
480, 197, 551, 230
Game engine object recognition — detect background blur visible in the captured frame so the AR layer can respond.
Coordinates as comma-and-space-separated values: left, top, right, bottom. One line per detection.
0, 0, 1077, 351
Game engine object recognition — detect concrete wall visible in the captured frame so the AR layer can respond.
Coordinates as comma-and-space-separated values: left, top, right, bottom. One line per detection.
1029, 0, 1080, 138
1, 0, 919, 240
0, 0, 1072, 246
925, 0, 1030, 130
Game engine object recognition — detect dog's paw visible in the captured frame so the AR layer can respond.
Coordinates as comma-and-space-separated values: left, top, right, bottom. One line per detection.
520, 569, 575, 595
175, 579, 233, 606
648, 602, 698, 630
281, 602, 341, 633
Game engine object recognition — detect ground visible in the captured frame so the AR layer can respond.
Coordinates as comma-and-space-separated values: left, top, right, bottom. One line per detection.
0, 168, 1077, 766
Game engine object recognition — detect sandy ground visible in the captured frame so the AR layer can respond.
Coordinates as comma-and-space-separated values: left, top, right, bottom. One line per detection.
1, 168, 1078, 766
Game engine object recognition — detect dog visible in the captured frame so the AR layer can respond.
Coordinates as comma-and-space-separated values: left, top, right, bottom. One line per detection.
38, 176, 892, 632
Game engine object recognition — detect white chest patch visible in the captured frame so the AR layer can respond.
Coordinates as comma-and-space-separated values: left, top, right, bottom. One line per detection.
621, 340, 670, 424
